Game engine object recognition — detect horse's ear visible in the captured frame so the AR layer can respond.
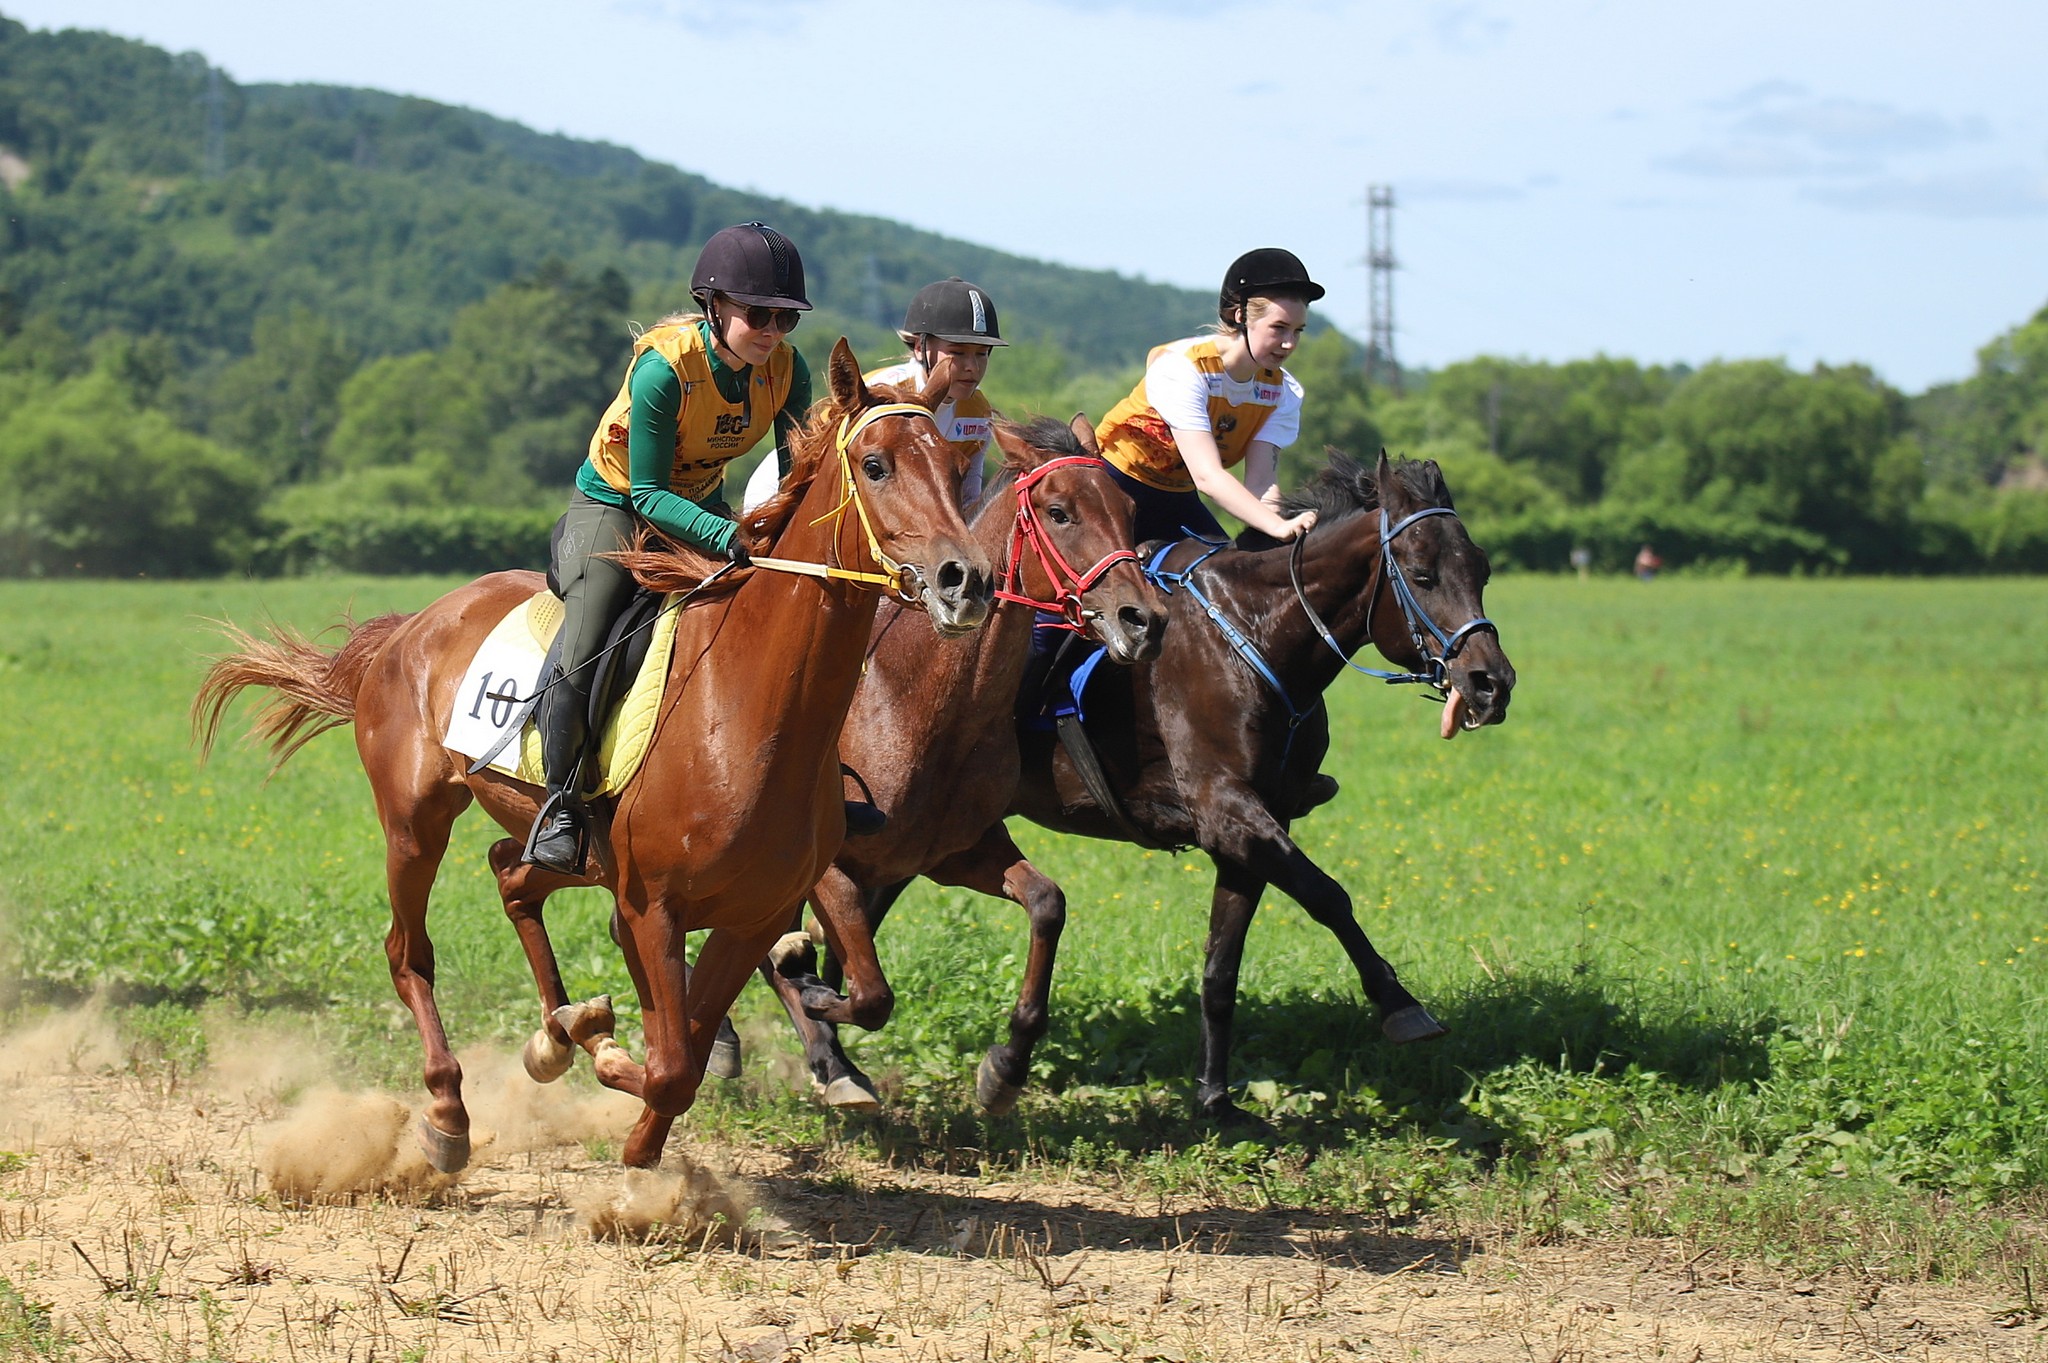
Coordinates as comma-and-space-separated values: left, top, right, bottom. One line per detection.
992, 419, 1043, 471
915, 354, 953, 412
827, 337, 870, 409
1373, 448, 1398, 510
1419, 458, 1454, 509
1068, 412, 1100, 456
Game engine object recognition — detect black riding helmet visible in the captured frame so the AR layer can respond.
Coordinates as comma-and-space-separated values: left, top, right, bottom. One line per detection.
1218, 247, 1325, 324
690, 222, 812, 310
901, 277, 1007, 347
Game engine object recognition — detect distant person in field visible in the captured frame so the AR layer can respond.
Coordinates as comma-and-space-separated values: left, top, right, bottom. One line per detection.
1093, 247, 1324, 546
746, 276, 1005, 513
526, 222, 817, 875
1634, 544, 1664, 581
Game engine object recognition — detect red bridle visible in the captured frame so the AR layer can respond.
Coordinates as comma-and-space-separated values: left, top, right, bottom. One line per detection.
992, 456, 1140, 631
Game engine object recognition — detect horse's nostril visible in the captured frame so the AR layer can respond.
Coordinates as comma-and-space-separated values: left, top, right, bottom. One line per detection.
1117, 605, 1150, 637
1468, 669, 1497, 701
936, 560, 966, 596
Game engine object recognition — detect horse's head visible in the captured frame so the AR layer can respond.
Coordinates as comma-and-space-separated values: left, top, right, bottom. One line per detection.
814, 338, 994, 635
1370, 451, 1516, 735
990, 415, 1166, 664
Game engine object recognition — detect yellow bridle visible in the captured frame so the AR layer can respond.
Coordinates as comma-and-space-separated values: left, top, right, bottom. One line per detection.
746, 402, 937, 600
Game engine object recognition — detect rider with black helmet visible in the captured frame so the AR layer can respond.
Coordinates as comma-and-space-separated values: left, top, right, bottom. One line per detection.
744, 275, 1006, 512
1095, 247, 1325, 545
525, 222, 816, 874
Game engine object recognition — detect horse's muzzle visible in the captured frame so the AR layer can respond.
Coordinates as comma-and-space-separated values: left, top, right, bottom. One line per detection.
921, 555, 994, 636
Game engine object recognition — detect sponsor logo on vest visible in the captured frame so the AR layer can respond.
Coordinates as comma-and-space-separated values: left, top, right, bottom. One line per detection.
950, 418, 992, 443
1203, 374, 1227, 395
1215, 415, 1238, 437
714, 413, 748, 435
1254, 384, 1284, 403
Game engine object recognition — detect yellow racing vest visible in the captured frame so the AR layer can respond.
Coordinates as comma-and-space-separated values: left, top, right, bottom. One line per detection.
1097, 337, 1288, 493
586, 322, 796, 503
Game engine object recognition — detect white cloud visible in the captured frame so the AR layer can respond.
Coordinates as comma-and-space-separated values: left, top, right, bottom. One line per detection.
1805, 166, 2048, 217
1735, 99, 1987, 156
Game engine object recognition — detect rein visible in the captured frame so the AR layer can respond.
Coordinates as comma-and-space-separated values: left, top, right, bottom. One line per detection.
1145, 535, 1315, 765
1288, 505, 1498, 691
746, 401, 937, 602
992, 456, 1142, 629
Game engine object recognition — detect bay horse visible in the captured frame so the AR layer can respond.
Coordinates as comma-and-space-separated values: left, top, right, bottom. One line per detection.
745, 415, 1168, 1109
193, 340, 993, 1171
792, 450, 1515, 1121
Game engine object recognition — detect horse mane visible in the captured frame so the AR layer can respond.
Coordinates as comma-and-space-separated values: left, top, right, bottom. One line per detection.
612, 379, 903, 594
1234, 449, 1447, 550
970, 415, 1096, 527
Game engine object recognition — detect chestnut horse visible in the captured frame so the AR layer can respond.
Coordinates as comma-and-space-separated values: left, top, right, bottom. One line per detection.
747, 416, 1168, 1109
793, 451, 1516, 1120
194, 340, 992, 1170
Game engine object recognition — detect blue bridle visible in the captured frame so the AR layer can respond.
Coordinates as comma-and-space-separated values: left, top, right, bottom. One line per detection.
1300, 505, 1499, 691
1142, 504, 1498, 763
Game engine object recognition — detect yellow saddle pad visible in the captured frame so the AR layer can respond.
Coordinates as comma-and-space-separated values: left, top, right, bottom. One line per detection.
441, 589, 681, 796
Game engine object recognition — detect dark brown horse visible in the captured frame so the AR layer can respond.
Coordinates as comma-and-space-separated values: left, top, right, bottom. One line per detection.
745, 416, 1167, 1109
194, 340, 993, 1170
793, 450, 1515, 1120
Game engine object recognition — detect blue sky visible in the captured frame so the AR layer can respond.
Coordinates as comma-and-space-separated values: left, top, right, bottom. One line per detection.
9, 0, 2047, 392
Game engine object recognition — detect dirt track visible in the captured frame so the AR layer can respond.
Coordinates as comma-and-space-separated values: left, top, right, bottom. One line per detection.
2, 1026, 2044, 1362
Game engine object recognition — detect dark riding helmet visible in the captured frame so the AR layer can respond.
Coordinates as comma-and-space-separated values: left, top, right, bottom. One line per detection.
690, 222, 813, 310
901, 277, 1007, 347
1218, 247, 1325, 324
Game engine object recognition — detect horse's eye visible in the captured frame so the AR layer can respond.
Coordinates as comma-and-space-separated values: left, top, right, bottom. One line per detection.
1046, 504, 1071, 525
1411, 571, 1437, 590
862, 456, 887, 482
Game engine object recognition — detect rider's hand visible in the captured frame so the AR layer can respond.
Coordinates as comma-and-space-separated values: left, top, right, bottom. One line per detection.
725, 537, 752, 568
1280, 510, 1317, 541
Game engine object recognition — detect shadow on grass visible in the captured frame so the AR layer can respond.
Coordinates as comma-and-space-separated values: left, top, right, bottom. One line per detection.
839, 964, 1778, 1163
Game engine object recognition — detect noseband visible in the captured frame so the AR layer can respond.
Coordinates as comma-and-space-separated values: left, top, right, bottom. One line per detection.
992, 456, 1141, 630
1290, 504, 1497, 691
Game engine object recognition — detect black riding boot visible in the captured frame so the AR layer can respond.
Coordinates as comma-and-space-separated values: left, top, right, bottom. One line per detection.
525, 669, 592, 874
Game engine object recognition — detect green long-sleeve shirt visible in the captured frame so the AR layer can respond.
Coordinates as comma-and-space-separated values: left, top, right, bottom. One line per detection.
575, 321, 812, 554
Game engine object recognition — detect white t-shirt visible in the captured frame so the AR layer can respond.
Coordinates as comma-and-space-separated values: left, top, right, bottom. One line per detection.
1145, 338, 1304, 450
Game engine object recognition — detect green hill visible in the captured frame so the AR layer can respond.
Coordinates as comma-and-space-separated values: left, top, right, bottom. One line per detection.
0, 14, 1211, 367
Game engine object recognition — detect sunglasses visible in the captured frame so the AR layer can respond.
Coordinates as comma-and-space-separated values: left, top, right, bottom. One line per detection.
731, 303, 802, 333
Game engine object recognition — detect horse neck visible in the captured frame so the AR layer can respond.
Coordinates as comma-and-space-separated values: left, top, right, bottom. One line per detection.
725, 445, 886, 703
953, 467, 1040, 678
1233, 514, 1385, 686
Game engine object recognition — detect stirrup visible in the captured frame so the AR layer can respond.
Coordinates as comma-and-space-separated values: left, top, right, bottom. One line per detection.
843, 799, 888, 837
523, 788, 589, 875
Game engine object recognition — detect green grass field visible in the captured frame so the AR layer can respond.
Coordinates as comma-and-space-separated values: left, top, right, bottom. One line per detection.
1, 574, 2043, 1274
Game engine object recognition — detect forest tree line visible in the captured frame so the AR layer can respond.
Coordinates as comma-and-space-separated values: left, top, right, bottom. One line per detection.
1, 15, 2044, 577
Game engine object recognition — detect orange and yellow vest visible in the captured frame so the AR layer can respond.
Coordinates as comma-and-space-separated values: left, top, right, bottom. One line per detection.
1096, 337, 1289, 493
863, 359, 996, 466
585, 322, 796, 503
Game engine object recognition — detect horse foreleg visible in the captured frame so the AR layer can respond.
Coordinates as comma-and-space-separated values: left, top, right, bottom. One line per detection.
1245, 823, 1442, 1044
926, 825, 1066, 1117
762, 871, 904, 1111
1195, 858, 1264, 1122
488, 838, 582, 1082
377, 784, 474, 1172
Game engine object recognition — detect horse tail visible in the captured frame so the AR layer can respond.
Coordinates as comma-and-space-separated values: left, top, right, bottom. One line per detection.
192, 612, 413, 768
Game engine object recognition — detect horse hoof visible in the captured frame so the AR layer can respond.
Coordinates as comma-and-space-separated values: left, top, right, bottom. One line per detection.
523, 1027, 574, 1084
415, 1112, 471, 1174
706, 1031, 743, 1081
817, 1075, 881, 1112
1382, 1004, 1448, 1045
767, 931, 816, 975
975, 1053, 1023, 1117
553, 995, 617, 1047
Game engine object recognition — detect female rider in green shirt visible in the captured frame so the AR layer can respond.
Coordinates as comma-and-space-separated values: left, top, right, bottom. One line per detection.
527, 223, 814, 874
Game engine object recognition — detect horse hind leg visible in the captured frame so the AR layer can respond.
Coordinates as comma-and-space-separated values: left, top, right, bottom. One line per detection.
376, 781, 476, 1172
